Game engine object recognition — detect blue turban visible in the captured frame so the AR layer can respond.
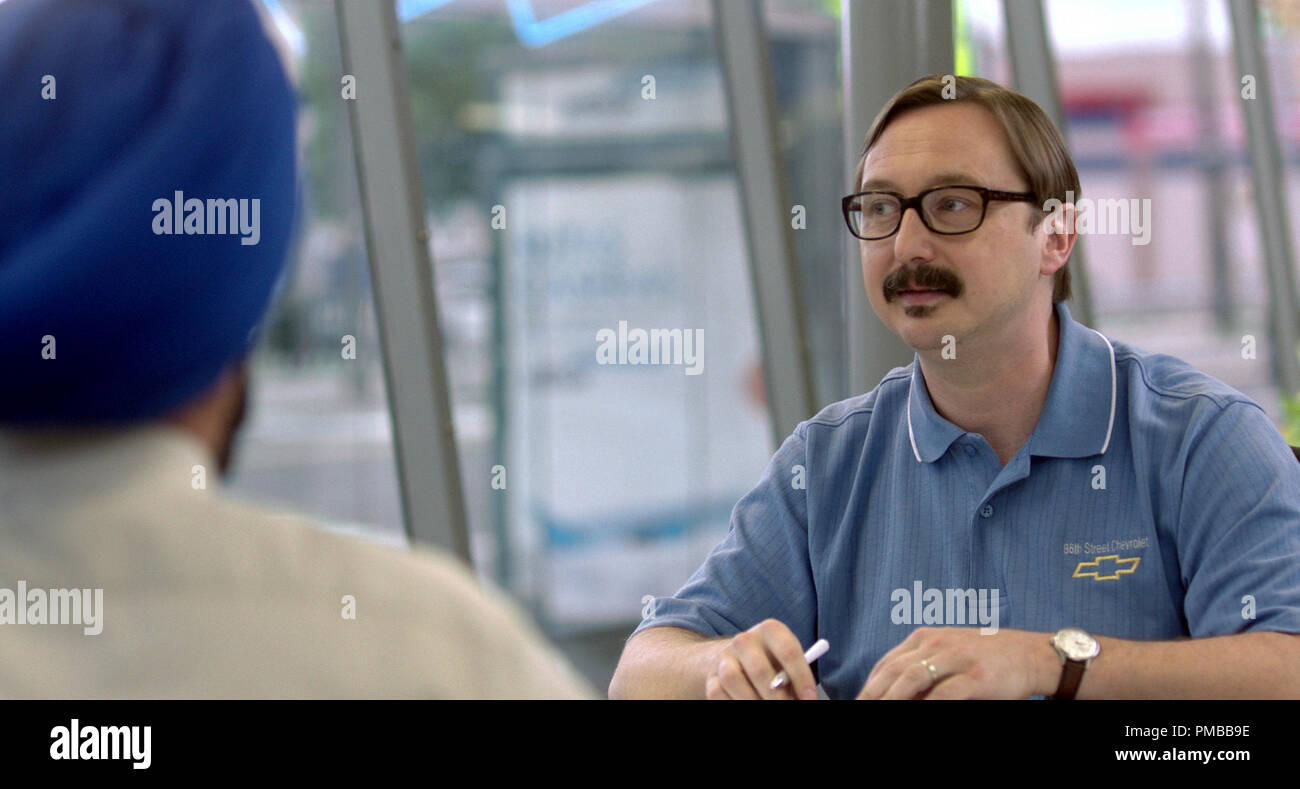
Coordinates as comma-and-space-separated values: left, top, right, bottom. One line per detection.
0, 0, 297, 424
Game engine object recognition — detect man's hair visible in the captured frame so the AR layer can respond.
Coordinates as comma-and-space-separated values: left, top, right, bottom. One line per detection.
854, 74, 1079, 303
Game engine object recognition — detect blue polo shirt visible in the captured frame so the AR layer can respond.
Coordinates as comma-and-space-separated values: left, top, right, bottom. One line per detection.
632, 301, 1300, 699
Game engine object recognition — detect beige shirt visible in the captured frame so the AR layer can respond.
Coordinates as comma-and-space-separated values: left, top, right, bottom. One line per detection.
0, 425, 594, 699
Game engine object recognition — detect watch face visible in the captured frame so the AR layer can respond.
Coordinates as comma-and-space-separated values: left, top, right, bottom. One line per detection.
1057, 628, 1099, 661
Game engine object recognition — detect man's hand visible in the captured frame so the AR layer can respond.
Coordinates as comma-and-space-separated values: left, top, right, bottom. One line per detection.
857, 627, 1059, 699
705, 619, 819, 700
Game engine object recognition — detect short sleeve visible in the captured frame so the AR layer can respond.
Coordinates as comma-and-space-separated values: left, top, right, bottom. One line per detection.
1177, 400, 1300, 636
630, 426, 816, 646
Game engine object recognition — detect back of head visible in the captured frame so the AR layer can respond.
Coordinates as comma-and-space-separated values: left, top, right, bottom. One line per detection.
0, 0, 298, 425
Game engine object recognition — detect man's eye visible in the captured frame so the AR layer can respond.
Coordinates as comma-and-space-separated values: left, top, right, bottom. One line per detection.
866, 200, 897, 215
937, 198, 972, 213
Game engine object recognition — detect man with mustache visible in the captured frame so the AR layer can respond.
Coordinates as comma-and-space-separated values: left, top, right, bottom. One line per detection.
611, 75, 1300, 700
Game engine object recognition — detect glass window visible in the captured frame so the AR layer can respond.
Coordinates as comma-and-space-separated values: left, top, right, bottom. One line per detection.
226, 0, 407, 548
398, 0, 776, 640
763, 0, 844, 407
961, 0, 1296, 432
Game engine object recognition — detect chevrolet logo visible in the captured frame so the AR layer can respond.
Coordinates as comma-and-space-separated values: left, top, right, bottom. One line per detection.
1072, 554, 1141, 581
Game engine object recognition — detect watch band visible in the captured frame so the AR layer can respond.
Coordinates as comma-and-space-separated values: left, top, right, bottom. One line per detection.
1052, 658, 1086, 700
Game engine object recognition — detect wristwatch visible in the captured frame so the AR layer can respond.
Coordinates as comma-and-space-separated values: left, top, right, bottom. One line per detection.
1049, 627, 1100, 700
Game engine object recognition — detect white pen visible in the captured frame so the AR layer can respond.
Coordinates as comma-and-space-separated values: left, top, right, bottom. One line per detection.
769, 638, 829, 693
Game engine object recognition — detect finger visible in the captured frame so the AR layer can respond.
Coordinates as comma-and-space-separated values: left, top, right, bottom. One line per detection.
716, 653, 761, 700
859, 648, 921, 699
730, 636, 787, 700
880, 659, 936, 700
860, 659, 897, 697
885, 650, 970, 700
865, 629, 933, 686
768, 678, 797, 700
763, 632, 819, 700
770, 675, 797, 699
876, 628, 929, 665
705, 673, 728, 700
922, 676, 977, 700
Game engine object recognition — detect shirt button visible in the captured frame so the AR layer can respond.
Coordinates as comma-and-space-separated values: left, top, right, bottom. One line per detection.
964, 444, 977, 457
980, 504, 994, 518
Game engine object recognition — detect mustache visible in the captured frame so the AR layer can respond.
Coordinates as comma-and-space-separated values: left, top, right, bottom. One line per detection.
882, 264, 963, 301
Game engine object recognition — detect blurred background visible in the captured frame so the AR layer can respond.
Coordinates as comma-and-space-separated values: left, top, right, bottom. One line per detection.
226, 0, 1300, 692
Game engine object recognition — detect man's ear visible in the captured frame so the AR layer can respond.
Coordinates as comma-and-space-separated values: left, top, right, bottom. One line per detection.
216, 361, 251, 478
1038, 202, 1076, 278
232, 358, 251, 392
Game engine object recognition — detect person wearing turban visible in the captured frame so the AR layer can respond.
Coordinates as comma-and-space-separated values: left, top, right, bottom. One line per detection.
0, 0, 592, 699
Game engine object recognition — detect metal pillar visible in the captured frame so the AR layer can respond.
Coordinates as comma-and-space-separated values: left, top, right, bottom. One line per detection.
841, 0, 953, 397
335, 0, 472, 561
1003, 0, 1096, 328
1228, 0, 1300, 395
713, 0, 818, 442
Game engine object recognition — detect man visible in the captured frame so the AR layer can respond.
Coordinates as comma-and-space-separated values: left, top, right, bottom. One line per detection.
610, 75, 1300, 700
0, 0, 591, 699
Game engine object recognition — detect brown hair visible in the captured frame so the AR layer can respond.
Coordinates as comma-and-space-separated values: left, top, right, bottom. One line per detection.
854, 75, 1079, 303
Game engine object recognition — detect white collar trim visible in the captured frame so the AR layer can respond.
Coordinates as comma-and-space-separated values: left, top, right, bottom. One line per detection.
905, 326, 1117, 463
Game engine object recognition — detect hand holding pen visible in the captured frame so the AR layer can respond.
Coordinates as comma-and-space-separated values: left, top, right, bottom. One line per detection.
769, 638, 828, 694
703, 618, 825, 700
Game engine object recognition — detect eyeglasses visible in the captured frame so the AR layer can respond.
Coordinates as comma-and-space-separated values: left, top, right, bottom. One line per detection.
841, 185, 1037, 240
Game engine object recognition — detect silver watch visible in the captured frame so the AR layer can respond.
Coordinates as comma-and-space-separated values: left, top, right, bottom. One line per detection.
1049, 627, 1099, 700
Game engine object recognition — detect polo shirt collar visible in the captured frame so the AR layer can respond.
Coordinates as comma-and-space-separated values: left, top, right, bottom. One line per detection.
906, 300, 1116, 463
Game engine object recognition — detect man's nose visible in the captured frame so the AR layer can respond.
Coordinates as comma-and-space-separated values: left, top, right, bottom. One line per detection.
893, 205, 934, 261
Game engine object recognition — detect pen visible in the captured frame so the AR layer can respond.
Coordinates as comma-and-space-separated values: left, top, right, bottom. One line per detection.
769, 638, 829, 692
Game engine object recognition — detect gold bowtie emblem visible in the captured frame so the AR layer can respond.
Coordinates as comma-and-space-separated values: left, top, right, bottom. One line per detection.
1072, 554, 1140, 581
